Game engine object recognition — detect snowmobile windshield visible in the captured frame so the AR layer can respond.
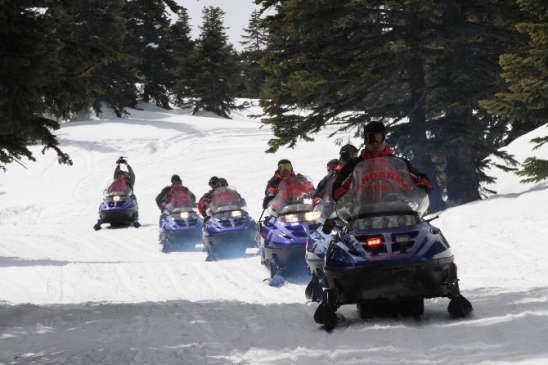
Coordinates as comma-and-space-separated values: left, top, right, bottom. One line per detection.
164, 190, 197, 213
105, 179, 132, 196
208, 186, 247, 215
337, 156, 429, 229
313, 173, 338, 223
269, 175, 316, 215
104, 187, 132, 198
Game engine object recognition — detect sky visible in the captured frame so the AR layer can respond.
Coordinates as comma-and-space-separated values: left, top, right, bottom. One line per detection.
1, 102, 548, 364
177, 0, 264, 49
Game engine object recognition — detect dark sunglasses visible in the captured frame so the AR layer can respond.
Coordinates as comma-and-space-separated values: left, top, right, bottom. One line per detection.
365, 133, 385, 144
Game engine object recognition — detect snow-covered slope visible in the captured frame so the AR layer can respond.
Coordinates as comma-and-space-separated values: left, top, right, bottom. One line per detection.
1, 103, 547, 365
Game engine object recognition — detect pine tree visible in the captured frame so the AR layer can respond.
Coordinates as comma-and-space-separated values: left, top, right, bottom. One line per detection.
0, 0, 181, 170
239, 10, 269, 98
124, 0, 174, 109
57, 0, 134, 118
169, 7, 196, 108
185, 6, 243, 118
481, 0, 548, 183
256, 0, 524, 207
0, 0, 94, 170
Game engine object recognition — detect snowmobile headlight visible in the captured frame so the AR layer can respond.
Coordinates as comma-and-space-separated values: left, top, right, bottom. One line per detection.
304, 211, 320, 221
231, 211, 242, 217
284, 214, 298, 223
179, 212, 190, 219
113, 195, 121, 202
395, 235, 410, 244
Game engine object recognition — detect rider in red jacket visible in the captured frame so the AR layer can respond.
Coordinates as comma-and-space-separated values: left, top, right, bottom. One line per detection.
198, 176, 219, 217
332, 122, 432, 201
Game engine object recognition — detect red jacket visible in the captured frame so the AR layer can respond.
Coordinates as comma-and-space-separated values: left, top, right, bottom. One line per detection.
198, 189, 215, 216
332, 146, 432, 200
265, 170, 297, 196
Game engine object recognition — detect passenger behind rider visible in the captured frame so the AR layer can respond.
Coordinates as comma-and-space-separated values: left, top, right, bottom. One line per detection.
313, 144, 359, 206
313, 158, 339, 205
262, 159, 299, 209
332, 122, 432, 201
198, 176, 219, 218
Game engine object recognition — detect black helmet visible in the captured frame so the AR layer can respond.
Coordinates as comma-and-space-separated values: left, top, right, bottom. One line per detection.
339, 144, 358, 161
171, 174, 182, 184
363, 121, 387, 135
340, 144, 358, 155
208, 176, 219, 187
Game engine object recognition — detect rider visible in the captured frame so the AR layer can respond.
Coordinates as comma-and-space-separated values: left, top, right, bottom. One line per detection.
263, 159, 299, 209
110, 159, 135, 192
205, 178, 247, 216
155, 174, 196, 212
198, 176, 219, 218
313, 158, 339, 205
332, 122, 432, 201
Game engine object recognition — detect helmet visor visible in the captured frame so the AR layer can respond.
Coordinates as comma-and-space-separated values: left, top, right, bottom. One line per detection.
278, 163, 292, 173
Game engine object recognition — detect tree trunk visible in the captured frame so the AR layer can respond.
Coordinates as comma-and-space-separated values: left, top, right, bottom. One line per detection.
445, 143, 481, 205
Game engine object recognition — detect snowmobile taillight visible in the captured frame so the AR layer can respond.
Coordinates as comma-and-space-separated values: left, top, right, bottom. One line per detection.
365, 236, 383, 248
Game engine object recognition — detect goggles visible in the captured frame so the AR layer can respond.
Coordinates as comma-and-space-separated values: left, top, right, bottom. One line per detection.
278, 163, 292, 173
172, 180, 182, 185
365, 133, 386, 144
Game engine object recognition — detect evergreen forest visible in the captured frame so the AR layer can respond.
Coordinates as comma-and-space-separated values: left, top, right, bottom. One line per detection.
2, 0, 548, 210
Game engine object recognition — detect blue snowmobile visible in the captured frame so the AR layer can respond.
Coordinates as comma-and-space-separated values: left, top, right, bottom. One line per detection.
94, 185, 139, 230
202, 186, 257, 261
258, 175, 320, 280
314, 156, 473, 330
159, 189, 204, 253
306, 169, 342, 301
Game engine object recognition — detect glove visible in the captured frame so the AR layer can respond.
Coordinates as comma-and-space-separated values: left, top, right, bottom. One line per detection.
262, 194, 275, 209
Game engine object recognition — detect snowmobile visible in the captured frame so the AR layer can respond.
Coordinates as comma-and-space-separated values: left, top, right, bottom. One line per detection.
313, 156, 473, 330
202, 186, 257, 261
159, 189, 204, 253
305, 175, 339, 301
258, 175, 320, 280
93, 185, 139, 230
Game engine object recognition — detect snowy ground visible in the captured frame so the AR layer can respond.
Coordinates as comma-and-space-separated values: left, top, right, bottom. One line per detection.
1, 102, 548, 364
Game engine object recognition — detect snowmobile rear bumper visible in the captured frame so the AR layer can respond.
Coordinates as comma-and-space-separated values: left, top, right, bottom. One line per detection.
324, 257, 456, 303
204, 228, 256, 248
100, 210, 137, 225
161, 230, 202, 247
